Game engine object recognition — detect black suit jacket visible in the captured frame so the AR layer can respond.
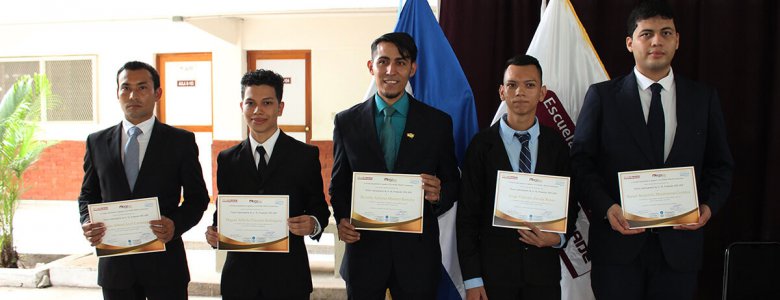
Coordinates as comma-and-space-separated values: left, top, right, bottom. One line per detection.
457, 122, 577, 289
213, 131, 330, 298
78, 119, 210, 288
571, 72, 733, 271
329, 95, 460, 293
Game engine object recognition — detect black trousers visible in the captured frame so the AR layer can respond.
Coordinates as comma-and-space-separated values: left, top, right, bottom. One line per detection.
591, 233, 698, 300
102, 283, 188, 300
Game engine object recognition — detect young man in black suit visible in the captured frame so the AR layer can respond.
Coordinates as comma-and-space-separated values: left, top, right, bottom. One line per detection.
571, 1, 734, 299
205, 69, 330, 300
329, 32, 460, 299
457, 55, 577, 300
79, 61, 210, 299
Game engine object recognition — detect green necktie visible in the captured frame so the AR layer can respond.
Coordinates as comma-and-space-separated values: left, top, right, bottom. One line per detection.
380, 106, 397, 171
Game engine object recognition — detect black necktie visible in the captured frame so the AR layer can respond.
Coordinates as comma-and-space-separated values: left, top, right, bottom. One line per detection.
647, 83, 665, 166
256, 146, 267, 175
514, 132, 532, 173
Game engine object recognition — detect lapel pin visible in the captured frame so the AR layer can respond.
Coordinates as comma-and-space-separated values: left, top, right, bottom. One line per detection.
406, 133, 415, 139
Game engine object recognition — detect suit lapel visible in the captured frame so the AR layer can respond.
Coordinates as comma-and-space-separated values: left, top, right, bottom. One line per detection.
264, 131, 292, 179
666, 76, 693, 164
108, 123, 132, 195
394, 98, 419, 172
357, 98, 386, 170
135, 120, 164, 193
238, 138, 262, 183
616, 73, 656, 164
486, 123, 513, 172
108, 122, 124, 173
535, 128, 555, 175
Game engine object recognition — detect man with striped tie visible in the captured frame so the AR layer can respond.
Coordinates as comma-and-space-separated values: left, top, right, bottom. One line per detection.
457, 54, 577, 300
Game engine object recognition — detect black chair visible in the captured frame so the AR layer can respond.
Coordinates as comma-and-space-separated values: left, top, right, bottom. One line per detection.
722, 241, 780, 300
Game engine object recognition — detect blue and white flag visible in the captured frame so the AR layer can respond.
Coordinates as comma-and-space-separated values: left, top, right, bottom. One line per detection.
396, 1, 477, 298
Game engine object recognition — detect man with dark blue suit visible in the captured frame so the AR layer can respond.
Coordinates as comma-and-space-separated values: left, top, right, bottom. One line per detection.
571, 1, 734, 299
329, 32, 460, 299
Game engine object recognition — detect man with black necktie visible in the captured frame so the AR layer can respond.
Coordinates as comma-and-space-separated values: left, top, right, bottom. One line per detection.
457, 54, 577, 300
570, 1, 734, 299
79, 61, 210, 299
204, 69, 330, 300
329, 32, 460, 299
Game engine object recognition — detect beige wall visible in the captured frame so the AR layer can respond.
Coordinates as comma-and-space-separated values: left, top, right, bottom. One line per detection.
0, 11, 397, 142
242, 13, 396, 140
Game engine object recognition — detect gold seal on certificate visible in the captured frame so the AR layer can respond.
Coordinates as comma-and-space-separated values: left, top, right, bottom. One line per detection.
350, 172, 424, 234
217, 195, 289, 252
87, 197, 165, 258
618, 166, 700, 229
492, 171, 570, 233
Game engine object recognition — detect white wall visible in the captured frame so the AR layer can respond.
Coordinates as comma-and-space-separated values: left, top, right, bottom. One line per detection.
242, 13, 396, 140
0, 11, 396, 141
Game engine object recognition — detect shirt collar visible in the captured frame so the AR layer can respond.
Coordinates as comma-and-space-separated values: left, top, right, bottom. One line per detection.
499, 113, 540, 141
249, 128, 281, 158
374, 92, 410, 117
122, 116, 155, 136
634, 67, 675, 92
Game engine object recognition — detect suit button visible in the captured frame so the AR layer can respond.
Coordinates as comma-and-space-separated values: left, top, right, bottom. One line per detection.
258, 189, 264, 194
523, 247, 529, 251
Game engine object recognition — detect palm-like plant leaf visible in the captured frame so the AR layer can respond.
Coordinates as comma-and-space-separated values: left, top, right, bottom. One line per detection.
0, 74, 51, 268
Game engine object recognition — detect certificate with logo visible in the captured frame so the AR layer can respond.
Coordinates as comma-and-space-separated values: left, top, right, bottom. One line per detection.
492, 171, 570, 233
619, 166, 700, 229
88, 197, 165, 258
350, 172, 424, 234
217, 195, 289, 252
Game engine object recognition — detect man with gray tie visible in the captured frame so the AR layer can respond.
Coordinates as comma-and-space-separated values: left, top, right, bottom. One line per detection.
78, 61, 210, 299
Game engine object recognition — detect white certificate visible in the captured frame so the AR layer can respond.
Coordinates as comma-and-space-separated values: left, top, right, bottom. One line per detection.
217, 195, 289, 252
350, 172, 424, 233
619, 166, 700, 229
492, 171, 570, 233
87, 197, 165, 258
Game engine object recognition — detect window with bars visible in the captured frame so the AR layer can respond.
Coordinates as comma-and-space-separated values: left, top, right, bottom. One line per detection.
0, 56, 96, 122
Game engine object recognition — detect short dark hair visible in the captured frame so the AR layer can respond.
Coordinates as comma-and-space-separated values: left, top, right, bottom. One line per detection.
371, 32, 418, 62
627, 0, 675, 36
505, 54, 543, 84
117, 61, 160, 90
241, 69, 284, 102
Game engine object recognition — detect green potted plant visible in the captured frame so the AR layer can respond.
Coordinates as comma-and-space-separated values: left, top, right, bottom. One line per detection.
0, 74, 51, 268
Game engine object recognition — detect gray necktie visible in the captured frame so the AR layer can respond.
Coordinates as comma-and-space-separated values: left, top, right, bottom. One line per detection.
124, 126, 142, 192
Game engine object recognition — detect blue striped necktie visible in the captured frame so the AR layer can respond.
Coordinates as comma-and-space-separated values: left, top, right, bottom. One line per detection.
514, 132, 531, 173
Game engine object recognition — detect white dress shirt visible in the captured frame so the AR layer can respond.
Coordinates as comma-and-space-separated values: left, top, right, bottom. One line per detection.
121, 117, 156, 167
634, 67, 678, 161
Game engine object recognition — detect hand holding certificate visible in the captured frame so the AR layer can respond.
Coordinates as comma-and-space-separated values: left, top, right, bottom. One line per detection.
618, 166, 700, 229
350, 172, 424, 234
87, 197, 165, 258
217, 195, 289, 252
492, 171, 570, 233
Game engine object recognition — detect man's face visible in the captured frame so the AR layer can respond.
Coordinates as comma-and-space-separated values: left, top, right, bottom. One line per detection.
242, 84, 284, 143
627, 16, 679, 78
499, 64, 547, 118
117, 69, 161, 125
368, 41, 417, 105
